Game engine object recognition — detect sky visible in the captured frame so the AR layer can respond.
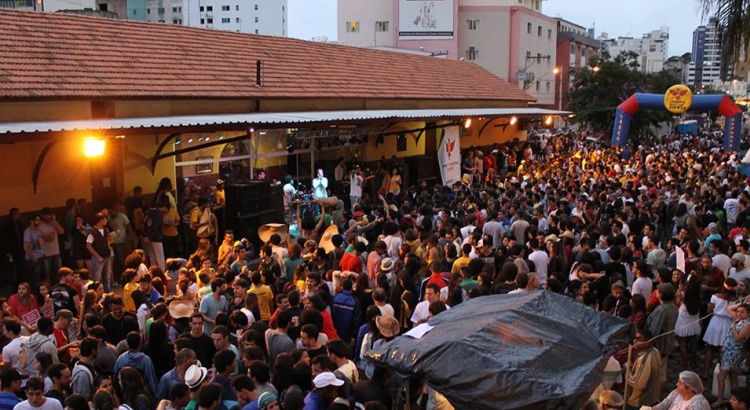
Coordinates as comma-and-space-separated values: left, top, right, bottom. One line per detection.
288, 0, 711, 56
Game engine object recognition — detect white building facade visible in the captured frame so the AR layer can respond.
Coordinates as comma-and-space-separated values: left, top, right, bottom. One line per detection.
337, 0, 557, 106
180, 0, 286, 35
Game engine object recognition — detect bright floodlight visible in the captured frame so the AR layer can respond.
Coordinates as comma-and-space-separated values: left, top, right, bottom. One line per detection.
84, 139, 105, 157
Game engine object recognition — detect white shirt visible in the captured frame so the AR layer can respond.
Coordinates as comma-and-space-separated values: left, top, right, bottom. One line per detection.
349, 173, 363, 197
713, 254, 732, 276
3, 336, 28, 383
313, 176, 328, 199
411, 300, 431, 324
377, 303, 395, 317
730, 267, 750, 284
283, 183, 296, 208
631, 277, 653, 300
527, 250, 549, 284
14, 398, 64, 410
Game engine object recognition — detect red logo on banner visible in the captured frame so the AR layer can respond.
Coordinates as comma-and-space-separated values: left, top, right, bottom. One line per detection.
446, 139, 456, 160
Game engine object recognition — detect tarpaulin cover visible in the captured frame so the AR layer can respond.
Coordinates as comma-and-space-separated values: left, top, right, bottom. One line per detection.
367, 290, 635, 410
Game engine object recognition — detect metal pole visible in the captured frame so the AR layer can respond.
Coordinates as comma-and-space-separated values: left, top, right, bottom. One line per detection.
558, 67, 563, 111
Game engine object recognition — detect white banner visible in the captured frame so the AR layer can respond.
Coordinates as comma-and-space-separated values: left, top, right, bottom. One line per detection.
437, 126, 461, 186
398, 0, 454, 39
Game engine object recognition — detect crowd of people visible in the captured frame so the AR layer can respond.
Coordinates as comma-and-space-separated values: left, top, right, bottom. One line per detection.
2, 129, 750, 410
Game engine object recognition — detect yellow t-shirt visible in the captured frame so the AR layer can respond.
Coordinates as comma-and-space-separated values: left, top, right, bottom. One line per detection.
451, 256, 471, 274
215, 189, 225, 206
248, 285, 274, 321
124, 282, 138, 312
162, 208, 180, 237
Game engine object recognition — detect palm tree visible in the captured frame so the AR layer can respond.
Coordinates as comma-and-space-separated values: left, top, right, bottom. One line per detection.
700, 0, 750, 66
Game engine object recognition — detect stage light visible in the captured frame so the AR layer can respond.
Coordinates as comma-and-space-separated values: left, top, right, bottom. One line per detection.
83, 138, 105, 157
464, 119, 472, 129
510, 116, 518, 126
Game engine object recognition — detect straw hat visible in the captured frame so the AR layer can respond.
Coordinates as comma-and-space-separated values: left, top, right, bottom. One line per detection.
168, 301, 195, 319
319, 224, 340, 253
258, 223, 288, 244
376, 315, 400, 338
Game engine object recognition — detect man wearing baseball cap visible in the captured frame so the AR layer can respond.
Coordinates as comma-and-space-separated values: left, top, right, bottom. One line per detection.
304, 371, 343, 409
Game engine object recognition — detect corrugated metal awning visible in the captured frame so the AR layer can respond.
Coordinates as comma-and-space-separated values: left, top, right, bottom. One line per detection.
0, 108, 570, 136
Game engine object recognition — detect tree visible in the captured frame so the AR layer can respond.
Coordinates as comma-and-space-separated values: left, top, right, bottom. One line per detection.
700, 0, 750, 67
567, 51, 680, 144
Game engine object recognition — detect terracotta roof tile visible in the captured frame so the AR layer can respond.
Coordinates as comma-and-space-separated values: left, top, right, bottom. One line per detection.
0, 9, 534, 102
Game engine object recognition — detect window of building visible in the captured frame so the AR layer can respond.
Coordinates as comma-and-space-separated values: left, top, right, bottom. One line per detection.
157, 7, 164, 14
527, 22, 532, 34
146, 8, 150, 14
537, 26, 542, 36
570, 43, 575, 54
254, 4, 258, 10
200, 18, 204, 24
222, 17, 230, 23
536, 81, 540, 91
236, 17, 240, 23
467, 19, 479, 30
132, 9, 137, 15
172, 7, 177, 12
548, 29, 552, 39
199, 6, 204, 11
255, 29, 259, 34
254, 16, 258, 22
158, 19, 165, 23
178, 18, 182, 23
375, 21, 389, 32
346, 21, 360, 33
467, 46, 478, 61
546, 81, 551, 93
207, 18, 213, 23
206, 6, 212, 11
535, 0, 540, 10
178, 7, 181, 12
172, 18, 178, 24
222, 5, 229, 11
236, 5, 239, 10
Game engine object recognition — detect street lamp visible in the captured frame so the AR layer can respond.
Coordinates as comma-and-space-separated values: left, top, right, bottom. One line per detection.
553, 67, 562, 111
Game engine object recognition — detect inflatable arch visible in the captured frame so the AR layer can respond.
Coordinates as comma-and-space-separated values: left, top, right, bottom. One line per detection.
611, 86, 743, 151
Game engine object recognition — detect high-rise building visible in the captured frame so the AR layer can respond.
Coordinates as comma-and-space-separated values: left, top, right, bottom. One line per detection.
0, 0, 95, 11
688, 17, 725, 88
95, 0, 286, 35
337, 0, 558, 106
596, 28, 669, 74
640, 27, 669, 73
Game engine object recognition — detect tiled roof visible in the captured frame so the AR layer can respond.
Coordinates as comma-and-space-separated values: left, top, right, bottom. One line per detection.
0, 9, 534, 102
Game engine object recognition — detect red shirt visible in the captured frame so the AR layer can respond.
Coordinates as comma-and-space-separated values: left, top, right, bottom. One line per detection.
426, 273, 448, 289
53, 328, 68, 348
339, 252, 363, 273
7, 294, 38, 321
320, 309, 340, 340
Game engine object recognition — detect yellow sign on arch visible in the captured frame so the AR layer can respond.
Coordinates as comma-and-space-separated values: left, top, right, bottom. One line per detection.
664, 84, 693, 114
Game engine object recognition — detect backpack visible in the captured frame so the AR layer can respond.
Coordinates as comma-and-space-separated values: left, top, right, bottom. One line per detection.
142, 208, 160, 240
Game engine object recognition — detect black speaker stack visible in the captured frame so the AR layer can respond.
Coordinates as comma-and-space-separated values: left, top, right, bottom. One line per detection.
224, 182, 284, 251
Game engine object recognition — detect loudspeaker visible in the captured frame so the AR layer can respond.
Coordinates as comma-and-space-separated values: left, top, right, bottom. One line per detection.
269, 184, 284, 221
225, 182, 271, 217
226, 210, 280, 252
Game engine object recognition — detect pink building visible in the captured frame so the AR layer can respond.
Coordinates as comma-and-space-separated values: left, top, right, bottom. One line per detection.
338, 0, 558, 105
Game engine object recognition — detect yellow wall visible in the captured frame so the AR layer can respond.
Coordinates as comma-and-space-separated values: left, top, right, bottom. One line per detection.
458, 118, 525, 148
122, 134, 175, 196
0, 139, 92, 211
